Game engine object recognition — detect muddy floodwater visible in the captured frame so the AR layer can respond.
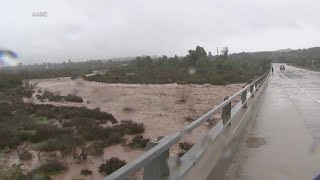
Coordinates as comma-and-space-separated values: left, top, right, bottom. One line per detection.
17, 77, 244, 179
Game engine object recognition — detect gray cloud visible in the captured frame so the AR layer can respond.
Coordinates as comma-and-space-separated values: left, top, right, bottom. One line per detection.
0, 0, 319, 64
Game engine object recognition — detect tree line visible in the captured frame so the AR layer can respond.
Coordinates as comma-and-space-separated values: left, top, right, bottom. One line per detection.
84, 46, 271, 85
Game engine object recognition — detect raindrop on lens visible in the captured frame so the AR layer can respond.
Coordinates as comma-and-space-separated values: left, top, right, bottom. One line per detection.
188, 67, 196, 75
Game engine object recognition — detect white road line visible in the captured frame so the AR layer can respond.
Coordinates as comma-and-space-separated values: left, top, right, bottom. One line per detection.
280, 72, 320, 104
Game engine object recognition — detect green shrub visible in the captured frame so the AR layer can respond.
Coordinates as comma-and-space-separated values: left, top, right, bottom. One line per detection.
18, 130, 36, 141
124, 122, 145, 135
80, 169, 92, 176
0, 128, 21, 149
178, 142, 193, 157
65, 94, 83, 103
17, 143, 32, 160
104, 132, 124, 146
128, 136, 150, 149
70, 73, 81, 80
0, 73, 22, 89
98, 157, 126, 175
179, 142, 193, 151
48, 95, 63, 102
35, 135, 80, 153
111, 122, 145, 135
41, 90, 54, 100
79, 125, 105, 141
16, 87, 33, 98
30, 125, 70, 143
0, 83, 120, 152
38, 90, 83, 103
29, 104, 117, 123
32, 160, 67, 176
87, 141, 104, 156
0, 165, 27, 180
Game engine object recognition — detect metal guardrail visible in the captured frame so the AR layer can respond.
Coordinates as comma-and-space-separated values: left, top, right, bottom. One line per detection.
105, 69, 270, 180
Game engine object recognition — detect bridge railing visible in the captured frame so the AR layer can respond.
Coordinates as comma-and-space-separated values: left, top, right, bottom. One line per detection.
105, 69, 270, 180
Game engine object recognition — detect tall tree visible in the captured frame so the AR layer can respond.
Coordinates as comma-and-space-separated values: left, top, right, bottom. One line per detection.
187, 46, 207, 66
221, 47, 229, 59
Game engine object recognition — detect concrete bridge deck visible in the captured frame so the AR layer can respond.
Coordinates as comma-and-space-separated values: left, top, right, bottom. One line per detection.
227, 65, 320, 180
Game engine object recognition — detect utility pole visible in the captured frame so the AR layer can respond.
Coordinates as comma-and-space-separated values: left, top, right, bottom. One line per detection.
216, 47, 219, 59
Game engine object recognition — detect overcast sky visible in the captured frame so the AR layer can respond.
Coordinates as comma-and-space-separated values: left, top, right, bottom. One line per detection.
1, 0, 320, 64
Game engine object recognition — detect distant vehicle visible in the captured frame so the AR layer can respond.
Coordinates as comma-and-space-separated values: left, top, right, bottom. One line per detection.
280, 65, 285, 71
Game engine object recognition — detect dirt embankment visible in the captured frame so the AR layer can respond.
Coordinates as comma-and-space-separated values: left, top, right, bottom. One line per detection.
24, 77, 244, 180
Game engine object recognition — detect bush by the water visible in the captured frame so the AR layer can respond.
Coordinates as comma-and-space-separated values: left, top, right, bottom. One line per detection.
98, 157, 126, 175
0, 73, 22, 89
28, 104, 117, 123
80, 169, 92, 176
0, 81, 145, 154
0, 165, 27, 180
178, 142, 193, 157
87, 141, 105, 156
37, 90, 83, 103
0, 76, 127, 153
128, 136, 150, 149
31, 160, 67, 176
111, 122, 145, 135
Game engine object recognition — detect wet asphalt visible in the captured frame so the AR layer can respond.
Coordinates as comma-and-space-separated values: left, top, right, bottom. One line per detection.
279, 65, 320, 140
229, 64, 320, 180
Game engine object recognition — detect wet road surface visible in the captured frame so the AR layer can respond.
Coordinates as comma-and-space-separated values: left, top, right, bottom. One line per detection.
226, 64, 320, 180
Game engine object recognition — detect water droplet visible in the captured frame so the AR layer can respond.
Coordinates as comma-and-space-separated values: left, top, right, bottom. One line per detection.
188, 67, 197, 75
0, 50, 19, 68
74, 77, 85, 87
167, 156, 182, 179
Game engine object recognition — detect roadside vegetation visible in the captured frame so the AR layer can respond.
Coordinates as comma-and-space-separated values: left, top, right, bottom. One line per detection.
272, 47, 320, 71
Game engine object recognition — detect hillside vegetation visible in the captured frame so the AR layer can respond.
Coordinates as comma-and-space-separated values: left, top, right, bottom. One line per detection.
271, 47, 320, 70
84, 46, 271, 85
3, 59, 128, 80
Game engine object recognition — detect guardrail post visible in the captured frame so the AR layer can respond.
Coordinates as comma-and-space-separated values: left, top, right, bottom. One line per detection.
241, 89, 247, 108
157, 136, 170, 177
143, 136, 170, 180
221, 96, 231, 125
250, 84, 254, 97
260, 75, 265, 87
